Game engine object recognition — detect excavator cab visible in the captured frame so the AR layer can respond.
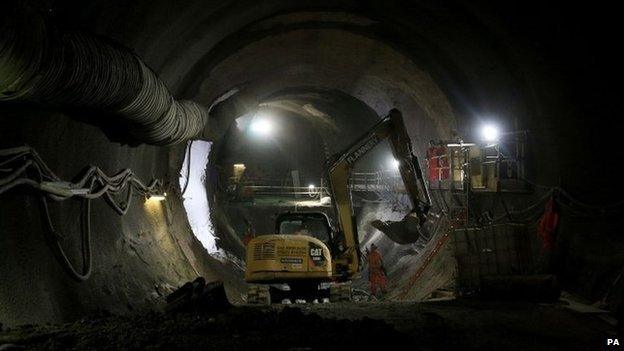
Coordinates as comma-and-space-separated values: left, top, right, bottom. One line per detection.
275, 212, 334, 243
274, 212, 347, 256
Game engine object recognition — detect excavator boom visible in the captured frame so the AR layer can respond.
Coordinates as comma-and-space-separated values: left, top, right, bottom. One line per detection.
326, 109, 431, 277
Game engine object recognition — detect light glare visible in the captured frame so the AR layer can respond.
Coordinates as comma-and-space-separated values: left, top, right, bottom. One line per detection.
250, 118, 273, 136
481, 124, 500, 142
147, 194, 166, 202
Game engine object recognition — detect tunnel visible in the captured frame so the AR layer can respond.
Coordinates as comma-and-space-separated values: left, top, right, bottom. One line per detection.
1, 1, 622, 349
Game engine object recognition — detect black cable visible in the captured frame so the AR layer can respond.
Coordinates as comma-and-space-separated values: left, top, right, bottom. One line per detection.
181, 140, 193, 196
498, 192, 513, 222
0, 146, 163, 282
40, 188, 93, 282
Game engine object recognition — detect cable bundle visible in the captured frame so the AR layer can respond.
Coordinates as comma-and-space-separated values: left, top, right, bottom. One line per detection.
0, 6, 208, 145
522, 179, 624, 219
1, 145, 164, 281
488, 179, 624, 223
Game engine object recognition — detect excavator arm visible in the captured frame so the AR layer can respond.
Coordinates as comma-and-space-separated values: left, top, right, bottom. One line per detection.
326, 109, 432, 277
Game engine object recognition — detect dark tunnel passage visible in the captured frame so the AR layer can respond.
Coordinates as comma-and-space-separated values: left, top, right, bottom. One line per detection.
1, 1, 623, 349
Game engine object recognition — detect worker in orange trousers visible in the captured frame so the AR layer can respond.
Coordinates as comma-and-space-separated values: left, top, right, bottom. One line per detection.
367, 243, 387, 298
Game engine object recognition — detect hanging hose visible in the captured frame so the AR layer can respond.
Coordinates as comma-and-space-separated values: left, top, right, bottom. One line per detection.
0, 5, 208, 145
41, 188, 93, 281
1, 145, 164, 282
181, 140, 193, 196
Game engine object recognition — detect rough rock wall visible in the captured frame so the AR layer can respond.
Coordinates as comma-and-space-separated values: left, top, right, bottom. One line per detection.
0, 106, 244, 326
354, 201, 455, 300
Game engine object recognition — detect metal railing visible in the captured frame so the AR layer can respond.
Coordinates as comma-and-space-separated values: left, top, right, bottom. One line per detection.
227, 171, 406, 203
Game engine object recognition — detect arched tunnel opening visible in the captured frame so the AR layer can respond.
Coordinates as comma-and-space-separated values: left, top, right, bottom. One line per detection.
1, 1, 623, 349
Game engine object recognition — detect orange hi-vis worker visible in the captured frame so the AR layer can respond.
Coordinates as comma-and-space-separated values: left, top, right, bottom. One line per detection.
242, 218, 256, 246
367, 243, 387, 297
537, 197, 559, 251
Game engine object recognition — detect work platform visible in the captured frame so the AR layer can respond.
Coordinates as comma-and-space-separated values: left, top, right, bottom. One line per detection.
226, 171, 407, 208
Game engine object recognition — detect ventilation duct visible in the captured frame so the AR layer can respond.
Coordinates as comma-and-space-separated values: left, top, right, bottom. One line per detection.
0, 5, 207, 145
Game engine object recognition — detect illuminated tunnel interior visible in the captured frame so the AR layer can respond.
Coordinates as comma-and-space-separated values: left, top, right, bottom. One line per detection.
1, 1, 622, 349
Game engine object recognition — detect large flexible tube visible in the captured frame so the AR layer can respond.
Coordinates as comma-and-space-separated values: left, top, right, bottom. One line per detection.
0, 5, 208, 145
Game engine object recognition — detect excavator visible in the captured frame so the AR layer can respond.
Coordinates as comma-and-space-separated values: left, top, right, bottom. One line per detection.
245, 109, 432, 304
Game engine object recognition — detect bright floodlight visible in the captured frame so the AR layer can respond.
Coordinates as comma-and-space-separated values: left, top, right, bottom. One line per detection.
391, 158, 400, 169
147, 193, 166, 202
308, 184, 315, 189
481, 124, 500, 142
250, 117, 273, 137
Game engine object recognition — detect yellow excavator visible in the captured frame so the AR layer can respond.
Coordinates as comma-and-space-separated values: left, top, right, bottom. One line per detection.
245, 109, 432, 304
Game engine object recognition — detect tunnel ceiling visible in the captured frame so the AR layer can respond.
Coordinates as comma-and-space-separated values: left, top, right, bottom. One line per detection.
16, 0, 620, 192
51, 0, 539, 144
195, 26, 454, 144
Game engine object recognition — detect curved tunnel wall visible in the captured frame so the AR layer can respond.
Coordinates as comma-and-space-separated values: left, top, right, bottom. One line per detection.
0, 108, 245, 326
1, 0, 622, 325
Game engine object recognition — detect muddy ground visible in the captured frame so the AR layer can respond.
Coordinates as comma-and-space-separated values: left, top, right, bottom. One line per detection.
0, 299, 619, 350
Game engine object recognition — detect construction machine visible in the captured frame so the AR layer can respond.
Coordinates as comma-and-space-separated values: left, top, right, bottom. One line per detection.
245, 109, 432, 304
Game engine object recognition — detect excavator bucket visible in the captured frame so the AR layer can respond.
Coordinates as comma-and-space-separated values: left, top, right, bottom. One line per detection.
370, 213, 423, 244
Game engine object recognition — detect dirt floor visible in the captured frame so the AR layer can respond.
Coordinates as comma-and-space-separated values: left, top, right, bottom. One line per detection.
0, 299, 619, 350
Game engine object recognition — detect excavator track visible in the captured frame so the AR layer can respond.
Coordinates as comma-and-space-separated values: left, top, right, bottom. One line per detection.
247, 285, 270, 305
329, 282, 352, 303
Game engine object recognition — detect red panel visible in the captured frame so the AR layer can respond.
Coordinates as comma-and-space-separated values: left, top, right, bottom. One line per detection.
427, 146, 449, 181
